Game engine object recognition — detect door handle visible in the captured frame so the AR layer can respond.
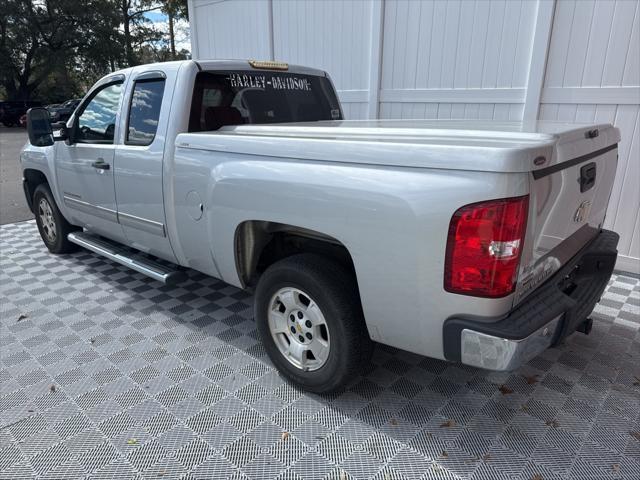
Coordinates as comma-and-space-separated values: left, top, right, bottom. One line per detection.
92, 159, 110, 170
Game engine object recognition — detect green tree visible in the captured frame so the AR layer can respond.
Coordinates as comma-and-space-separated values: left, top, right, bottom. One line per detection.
0, 0, 122, 100
161, 0, 187, 59
119, 0, 165, 66
0, 0, 190, 101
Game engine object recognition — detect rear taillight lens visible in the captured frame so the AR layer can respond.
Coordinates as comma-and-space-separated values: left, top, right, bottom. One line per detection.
444, 195, 529, 298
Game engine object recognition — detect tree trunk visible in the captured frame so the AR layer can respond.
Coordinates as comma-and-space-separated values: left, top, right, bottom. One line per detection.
3, 80, 17, 101
122, 1, 135, 66
168, 9, 176, 59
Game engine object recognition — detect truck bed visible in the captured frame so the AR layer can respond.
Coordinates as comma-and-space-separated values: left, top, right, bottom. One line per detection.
176, 119, 619, 174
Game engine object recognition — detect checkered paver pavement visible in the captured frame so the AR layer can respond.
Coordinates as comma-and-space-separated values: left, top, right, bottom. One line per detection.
1, 220, 639, 479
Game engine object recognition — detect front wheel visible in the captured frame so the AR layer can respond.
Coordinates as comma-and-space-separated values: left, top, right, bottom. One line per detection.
33, 184, 79, 254
255, 254, 373, 393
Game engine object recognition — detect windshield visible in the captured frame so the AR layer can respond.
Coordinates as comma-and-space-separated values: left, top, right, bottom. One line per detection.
189, 70, 342, 132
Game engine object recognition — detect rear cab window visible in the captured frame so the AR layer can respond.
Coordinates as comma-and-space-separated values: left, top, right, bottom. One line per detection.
189, 70, 342, 132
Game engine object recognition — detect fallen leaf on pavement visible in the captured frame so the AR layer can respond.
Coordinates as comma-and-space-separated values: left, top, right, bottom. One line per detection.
546, 420, 559, 428
440, 419, 455, 428
633, 376, 640, 386
532, 474, 543, 480
524, 375, 539, 385
441, 450, 448, 457
126, 438, 138, 445
281, 431, 289, 441
390, 418, 398, 426
17, 314, 28, 322
612, 464, 620, 472
630, 431, 640, 442
499, 385, 513, 395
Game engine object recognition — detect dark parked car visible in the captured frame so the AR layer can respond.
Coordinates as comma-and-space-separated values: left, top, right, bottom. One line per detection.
0, 100, 42, 127
45, 103, 62, 118
48, 98, 81, 122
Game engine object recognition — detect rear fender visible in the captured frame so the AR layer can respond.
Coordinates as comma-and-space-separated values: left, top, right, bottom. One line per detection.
170, 147, 530, 358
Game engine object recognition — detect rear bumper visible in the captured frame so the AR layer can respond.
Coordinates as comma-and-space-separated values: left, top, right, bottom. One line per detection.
443, 229, 619, 371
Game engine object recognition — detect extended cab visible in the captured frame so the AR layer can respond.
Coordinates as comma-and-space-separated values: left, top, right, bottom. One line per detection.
22, 60, 620, 392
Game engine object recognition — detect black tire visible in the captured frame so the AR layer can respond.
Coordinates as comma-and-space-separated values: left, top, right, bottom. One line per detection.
255, 253, 373, 393
33, 184, 80, 253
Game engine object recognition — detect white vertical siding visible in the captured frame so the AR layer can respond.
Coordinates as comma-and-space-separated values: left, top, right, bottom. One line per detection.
190, 0, 271, 60
189, 0, 640, 272
540, 0, 640, 272
272, 0, 370, 91
271, 0, 371, 118
379, 102, 524, 121
380, 0, 536, 90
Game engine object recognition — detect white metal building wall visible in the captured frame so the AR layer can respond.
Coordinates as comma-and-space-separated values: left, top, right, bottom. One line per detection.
188, 0, 640, 273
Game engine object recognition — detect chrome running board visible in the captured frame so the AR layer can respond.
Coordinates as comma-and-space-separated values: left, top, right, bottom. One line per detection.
67, 232, 186, 285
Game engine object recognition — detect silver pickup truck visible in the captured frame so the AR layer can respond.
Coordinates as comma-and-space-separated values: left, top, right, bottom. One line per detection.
22, 59, 620, 392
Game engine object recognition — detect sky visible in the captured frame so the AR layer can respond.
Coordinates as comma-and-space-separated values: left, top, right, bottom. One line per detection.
144, 11, 192, 54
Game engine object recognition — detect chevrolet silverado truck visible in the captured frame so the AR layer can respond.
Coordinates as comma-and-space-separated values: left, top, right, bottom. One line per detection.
22, 60, 620, 392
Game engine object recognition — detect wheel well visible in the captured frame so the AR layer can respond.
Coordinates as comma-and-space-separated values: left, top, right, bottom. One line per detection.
235, 221, 357, 289
23, 169, 49, 213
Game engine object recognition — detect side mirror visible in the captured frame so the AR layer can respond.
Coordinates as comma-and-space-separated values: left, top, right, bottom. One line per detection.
26, 108, 54, 146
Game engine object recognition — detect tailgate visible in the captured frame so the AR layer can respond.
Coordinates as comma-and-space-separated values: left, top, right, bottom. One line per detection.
515, 124, 620, 303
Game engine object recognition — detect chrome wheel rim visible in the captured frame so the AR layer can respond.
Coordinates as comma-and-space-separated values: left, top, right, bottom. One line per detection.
268, 287, 330, 371
38, 198, 56, 243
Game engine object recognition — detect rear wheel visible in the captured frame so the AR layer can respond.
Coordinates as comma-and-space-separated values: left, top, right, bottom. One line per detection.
33, 184, 79, 253
255, 254, 373, 393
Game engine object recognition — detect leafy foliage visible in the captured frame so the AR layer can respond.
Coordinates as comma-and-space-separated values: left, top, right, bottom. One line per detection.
0, 0, 189, 102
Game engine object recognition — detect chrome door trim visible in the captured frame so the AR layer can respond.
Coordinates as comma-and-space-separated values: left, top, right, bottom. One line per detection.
118, 211, 166, 237
63, 194, 118, 223
63, 194, 166, 236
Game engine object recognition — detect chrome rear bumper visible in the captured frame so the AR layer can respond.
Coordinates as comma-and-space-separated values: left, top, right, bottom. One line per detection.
460, 315, 562, 371
443, 229, 618, 371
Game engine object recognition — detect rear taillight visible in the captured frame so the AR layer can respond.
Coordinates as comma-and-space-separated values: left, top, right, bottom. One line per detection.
444, 195, 529, 298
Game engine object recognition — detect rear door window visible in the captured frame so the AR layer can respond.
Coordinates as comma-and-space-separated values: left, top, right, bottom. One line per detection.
189, 70, 342, 132
126, 78, 165, 145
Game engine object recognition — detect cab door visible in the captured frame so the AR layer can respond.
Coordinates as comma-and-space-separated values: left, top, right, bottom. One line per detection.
55, 76, 127, 243
113, 70, 177, 263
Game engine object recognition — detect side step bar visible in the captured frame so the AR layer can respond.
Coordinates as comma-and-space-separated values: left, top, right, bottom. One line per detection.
68, 232, 186, 285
